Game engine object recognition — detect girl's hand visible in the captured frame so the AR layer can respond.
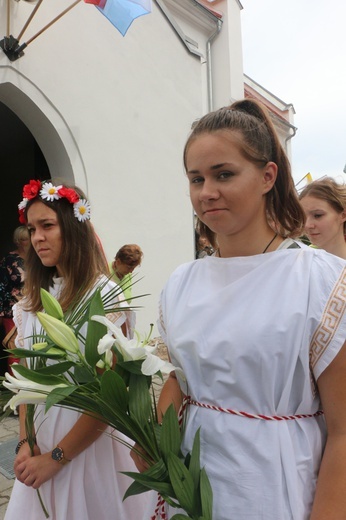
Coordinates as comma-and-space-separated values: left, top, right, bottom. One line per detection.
15, 451, 64, 488
14, 442, 41, 480
130, 443, 151, 473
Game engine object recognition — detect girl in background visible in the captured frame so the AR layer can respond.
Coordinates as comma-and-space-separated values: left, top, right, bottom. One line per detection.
299, 176, 346, 259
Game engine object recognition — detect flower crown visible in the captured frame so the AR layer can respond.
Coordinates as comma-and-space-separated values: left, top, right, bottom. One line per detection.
18, 180, 91, 224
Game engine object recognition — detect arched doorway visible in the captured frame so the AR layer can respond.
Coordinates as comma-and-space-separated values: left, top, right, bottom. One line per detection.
0, 101, 50, 258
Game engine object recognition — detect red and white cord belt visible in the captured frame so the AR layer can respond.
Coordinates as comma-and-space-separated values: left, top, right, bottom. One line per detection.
185, 397, 324, 421
151, 397, 323, 519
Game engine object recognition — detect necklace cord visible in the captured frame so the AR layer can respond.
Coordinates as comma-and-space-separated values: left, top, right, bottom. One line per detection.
262, 233, 278, 254
216, 232, 278, 257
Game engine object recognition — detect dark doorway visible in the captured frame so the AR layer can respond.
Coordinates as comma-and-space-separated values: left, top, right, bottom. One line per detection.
0, 101, 50, 376
0, 101, 50, 259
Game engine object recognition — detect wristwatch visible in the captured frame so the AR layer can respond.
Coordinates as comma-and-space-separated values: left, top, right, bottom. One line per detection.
51, 445, 71, 465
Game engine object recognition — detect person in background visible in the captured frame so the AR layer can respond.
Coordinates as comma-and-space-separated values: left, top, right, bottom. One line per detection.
0, 226, 30, 333
109, 244, 143, 303
132, 99, 346, 519
5, 179, 148, 520
0, 226, 30, 373
299, 176, 346, 259
195, 232, 215, 258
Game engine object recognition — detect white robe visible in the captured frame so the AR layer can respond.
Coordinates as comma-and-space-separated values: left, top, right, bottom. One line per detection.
5, 277, 149, 520
158, 247, 346, 520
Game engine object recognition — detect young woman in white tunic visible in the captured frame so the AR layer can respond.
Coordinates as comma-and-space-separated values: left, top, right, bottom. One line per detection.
5, 180, 148, 520
133, 99, 346, 519
299, 176, 346, 259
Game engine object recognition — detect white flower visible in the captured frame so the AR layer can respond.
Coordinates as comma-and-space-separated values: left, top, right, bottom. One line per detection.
97, 333, 115, 355
73, 199, 91, 222
3, 364, 68, 411
40, 182, 62, 202
97, 334, 114, 369
18, 198, 28, 211
5, 391, 50, 411
92, 315, 181, 376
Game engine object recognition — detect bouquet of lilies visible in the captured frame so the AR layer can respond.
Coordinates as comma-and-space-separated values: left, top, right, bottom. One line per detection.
2, 286, 213, 520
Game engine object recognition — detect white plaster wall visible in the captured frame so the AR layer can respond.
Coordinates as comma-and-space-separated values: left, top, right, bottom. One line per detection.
0, 0, 243, 334
0, 1, 203, 333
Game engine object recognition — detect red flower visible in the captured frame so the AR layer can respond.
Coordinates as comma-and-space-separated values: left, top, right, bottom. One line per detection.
58, 187, 80, 204
23, 180, 42, 200
18, 209, 26, 224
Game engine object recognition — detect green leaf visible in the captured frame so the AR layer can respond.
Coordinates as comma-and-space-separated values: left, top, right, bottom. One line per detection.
160, 405, 182, 462
128, 373, 151, 424
170, 515, 191, 520
122, 471, 175, 497
6, 348, 55, 359
123, 457, 173, 499
122, 479, 151, 498
11, 364, 65, 386
85, 289, 106, 366
45, 385, 77, 412
189, 428, 201, 489
167, 452, 196, 516
116, 359, 146, 375
100, 370, 128, 412
200, 467, 213, 520
36, 361, 75, 375
74, 365, 96, 383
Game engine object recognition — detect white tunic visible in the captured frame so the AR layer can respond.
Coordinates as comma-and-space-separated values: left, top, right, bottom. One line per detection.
158, 247, 346, 520
5, 277, 148, 520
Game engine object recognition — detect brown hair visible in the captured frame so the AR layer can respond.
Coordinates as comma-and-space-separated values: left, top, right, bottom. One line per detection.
115, 244, 143, 268
299, 177, 346, 233
184, 98, 305, 247
23, 183, 108, 313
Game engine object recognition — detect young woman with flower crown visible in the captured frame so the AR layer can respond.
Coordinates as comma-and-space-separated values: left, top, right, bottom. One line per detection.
133, 99, 346, 519
5, 179, 148, 519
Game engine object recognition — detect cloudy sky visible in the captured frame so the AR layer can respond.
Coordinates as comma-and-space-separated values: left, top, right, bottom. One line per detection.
240, 0, 346, 185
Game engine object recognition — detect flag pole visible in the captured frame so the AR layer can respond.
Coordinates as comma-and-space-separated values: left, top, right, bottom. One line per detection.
16, 0, 45, 42
21, 0, 82, 48
6, 0, 10, 38
295, 173, 311, 188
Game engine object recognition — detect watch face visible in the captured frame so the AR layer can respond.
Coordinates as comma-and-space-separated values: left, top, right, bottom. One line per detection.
51, 447, 63, 462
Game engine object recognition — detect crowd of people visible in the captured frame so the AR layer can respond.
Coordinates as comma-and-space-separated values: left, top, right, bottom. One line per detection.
2, 98, 346, 519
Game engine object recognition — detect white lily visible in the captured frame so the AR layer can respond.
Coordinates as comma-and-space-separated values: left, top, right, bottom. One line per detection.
5, 391, 51, 411
92, 315, 181, 376
3, 364, 68, 410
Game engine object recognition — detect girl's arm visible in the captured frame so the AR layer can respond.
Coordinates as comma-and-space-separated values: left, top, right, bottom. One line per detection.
15, 413, 108, 489
310, 341, 346, 519
157, 371, 184, 423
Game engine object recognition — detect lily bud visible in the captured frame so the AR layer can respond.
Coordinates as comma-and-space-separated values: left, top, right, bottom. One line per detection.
32, 342, 65, 356
40, 289, 64, 320
37, 312, 80, 353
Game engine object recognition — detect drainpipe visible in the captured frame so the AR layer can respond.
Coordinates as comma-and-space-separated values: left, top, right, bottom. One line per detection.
206, 19, 222, 112
283, 103, 297, 146
284, 124, 297, 145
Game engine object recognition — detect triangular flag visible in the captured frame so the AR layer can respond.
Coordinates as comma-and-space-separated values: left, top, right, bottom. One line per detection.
96, 0, 151, 36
